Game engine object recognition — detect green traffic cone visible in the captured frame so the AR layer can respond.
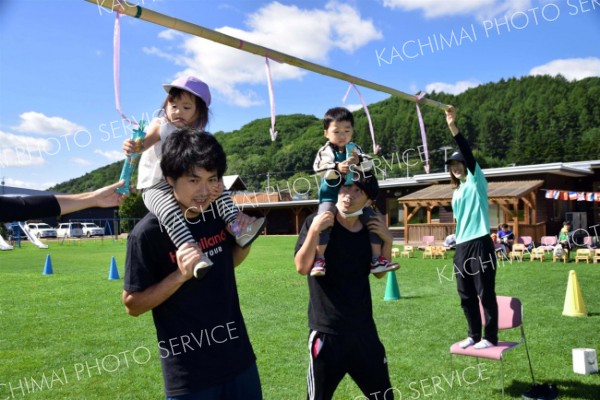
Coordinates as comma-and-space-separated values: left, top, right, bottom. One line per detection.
384, 271, 400, 301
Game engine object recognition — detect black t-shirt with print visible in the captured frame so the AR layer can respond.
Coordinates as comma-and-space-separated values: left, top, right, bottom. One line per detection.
295, 213, 376, 334
125, 211, 256, 397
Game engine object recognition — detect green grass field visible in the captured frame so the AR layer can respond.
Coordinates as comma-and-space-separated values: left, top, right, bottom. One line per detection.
1, 236, 598, 399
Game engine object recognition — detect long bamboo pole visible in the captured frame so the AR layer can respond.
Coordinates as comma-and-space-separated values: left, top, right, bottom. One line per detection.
85, 0, 449, 111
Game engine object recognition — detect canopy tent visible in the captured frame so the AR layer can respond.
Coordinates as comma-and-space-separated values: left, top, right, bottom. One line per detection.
398, 180, 545, 243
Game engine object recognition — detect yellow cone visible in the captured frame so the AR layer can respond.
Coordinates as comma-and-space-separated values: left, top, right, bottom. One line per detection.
563, 270, 587, 317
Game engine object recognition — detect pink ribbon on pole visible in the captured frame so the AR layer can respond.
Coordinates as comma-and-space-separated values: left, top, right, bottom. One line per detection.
415, 91, 429, 173
342, 83, 379, 154
113, 11, 138, 127
265, 57, 278, 141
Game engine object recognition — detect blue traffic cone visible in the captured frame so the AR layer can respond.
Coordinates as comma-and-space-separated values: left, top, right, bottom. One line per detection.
384, 271, 400, 301
108, 256, 120, 280
43, 254, 53, 275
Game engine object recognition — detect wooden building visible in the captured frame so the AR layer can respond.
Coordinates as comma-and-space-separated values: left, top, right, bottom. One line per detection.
234, 160, 600, 245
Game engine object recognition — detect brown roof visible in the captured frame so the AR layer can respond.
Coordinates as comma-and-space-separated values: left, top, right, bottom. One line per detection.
398, 180, 544, 207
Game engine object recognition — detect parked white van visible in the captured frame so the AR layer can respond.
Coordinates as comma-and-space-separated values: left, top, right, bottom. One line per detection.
57, 222, 84, 238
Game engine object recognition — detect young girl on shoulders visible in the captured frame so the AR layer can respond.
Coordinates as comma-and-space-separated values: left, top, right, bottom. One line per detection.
123, 76, 265, 277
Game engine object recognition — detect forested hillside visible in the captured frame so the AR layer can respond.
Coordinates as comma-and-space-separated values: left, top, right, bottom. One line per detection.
49, 75, 600, 193
49, 161, 123, 194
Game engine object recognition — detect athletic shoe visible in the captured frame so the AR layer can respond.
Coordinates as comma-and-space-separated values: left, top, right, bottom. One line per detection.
474, 339, 494, 349
370, 256, 399, 273
310, 257, 326, 277
193, 254, 213, 280
232, 217, 266, 248
458, 337, 475, 349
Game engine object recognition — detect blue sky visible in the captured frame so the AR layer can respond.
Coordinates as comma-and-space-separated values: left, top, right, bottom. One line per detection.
1, 0, 599, 190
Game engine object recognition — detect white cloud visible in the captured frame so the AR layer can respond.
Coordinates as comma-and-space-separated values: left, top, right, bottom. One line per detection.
0, 130, 52, 151
382, 0, 532, 19
2, 177, 55, 191
529, 57, 600, 81
157, 29, 183, 41
425, 79, 481, 95
142, 46, 185, 66
93, 149, 125, 161
148, 1, 382, 107
71, 157, 92, 166
344, 103, 364, 112
245, 1, 382, 54
12, 111, 86, 136
0, 148, 45, 168
0, 130, 50, 167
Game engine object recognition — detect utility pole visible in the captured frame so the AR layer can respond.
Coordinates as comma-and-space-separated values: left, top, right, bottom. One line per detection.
440, 146, 453, 173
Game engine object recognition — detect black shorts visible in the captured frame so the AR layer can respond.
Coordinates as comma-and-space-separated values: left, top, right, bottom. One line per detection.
165, 363, 262, 400
307, 329, 393, 400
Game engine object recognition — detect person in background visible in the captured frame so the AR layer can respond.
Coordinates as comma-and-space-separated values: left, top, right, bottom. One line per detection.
497, 223, 514, 256
558, 220, 573, 259
444, 233, 457, 250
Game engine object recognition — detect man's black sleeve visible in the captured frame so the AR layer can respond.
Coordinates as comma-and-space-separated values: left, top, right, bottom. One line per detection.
0, 196, 61, 222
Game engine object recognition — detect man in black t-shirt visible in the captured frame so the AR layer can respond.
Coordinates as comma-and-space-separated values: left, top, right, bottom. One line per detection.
294, 173, 395, 400
123, 128, 262, 400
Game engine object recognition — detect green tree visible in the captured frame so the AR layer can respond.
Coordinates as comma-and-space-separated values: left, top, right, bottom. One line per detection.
42, 76, 600, 194
579, 128, 600, 160
118, 191, 147, 232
